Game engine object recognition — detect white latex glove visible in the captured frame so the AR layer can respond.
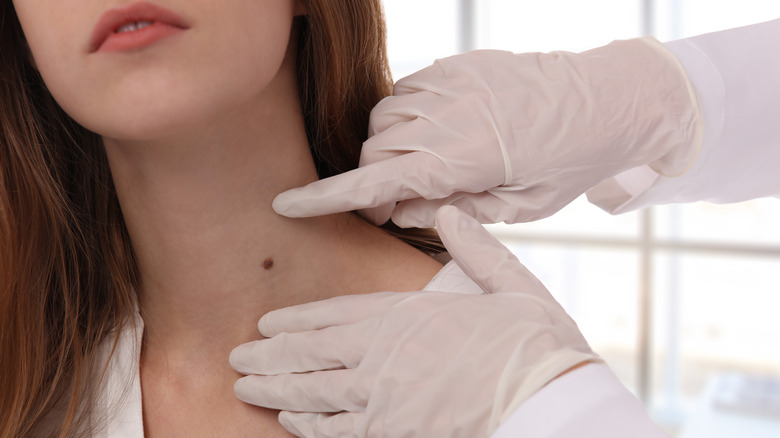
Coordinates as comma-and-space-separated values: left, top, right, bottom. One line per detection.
273, 37, 702, 227
230, 206, 599, 438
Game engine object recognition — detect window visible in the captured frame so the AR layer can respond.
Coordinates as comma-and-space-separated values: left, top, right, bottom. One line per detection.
384, 1, 780, 435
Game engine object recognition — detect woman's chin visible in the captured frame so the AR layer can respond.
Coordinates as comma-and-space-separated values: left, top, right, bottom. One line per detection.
81, 105, 217, 144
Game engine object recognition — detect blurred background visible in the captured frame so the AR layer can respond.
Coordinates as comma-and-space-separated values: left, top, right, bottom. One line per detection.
382, 1, 780, 436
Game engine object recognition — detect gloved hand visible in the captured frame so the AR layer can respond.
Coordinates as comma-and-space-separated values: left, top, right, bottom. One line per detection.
273, 37, 702, 227
230, 206, 600, 438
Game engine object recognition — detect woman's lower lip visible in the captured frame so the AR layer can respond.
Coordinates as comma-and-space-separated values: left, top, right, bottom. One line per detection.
96, 22, 185, 53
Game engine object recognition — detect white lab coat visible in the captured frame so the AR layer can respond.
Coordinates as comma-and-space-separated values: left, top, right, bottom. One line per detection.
497, 18, 780, 438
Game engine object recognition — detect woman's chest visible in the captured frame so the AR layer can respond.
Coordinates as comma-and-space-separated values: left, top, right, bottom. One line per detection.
140, 369, 296, 438
142, 394, 296, 437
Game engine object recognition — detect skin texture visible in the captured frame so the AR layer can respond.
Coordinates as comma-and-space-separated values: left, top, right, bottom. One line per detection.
13, 1, 443, 436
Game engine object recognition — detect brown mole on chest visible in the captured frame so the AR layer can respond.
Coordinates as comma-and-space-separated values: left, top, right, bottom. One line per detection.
262, 257, 274, 270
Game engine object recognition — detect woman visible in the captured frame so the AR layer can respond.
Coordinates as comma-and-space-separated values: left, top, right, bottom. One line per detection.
0, 1, 449, 436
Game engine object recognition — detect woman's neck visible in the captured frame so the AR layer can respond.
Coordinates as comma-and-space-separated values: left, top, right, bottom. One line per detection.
101, 68, 442, 380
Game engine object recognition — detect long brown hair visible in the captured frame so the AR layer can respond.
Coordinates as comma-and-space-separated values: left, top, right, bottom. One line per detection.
0, 1, 441, 436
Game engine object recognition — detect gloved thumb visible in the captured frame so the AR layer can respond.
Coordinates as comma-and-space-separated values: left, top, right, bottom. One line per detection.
435, 206, 549, 296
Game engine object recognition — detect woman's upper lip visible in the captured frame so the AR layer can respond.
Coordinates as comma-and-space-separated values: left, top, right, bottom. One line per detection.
88, 1, 190, 53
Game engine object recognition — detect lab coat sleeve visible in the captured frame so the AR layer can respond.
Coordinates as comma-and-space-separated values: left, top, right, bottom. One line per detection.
490, 363, 670, 438
587, 18, 780, 213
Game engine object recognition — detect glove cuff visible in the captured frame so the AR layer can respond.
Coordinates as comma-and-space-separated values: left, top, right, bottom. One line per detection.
637, 37, 705, 177
488, 349, 602, 435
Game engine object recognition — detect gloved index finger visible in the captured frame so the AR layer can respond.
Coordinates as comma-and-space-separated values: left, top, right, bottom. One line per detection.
231, 319, 377, 375
258, 292, 412, 337
272, 152, 447, 221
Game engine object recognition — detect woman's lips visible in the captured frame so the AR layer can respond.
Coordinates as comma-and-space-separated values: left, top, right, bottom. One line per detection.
89, 2, 190, 53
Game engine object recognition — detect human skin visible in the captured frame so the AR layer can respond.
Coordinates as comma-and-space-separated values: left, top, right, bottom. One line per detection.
13, 0, 443, 436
